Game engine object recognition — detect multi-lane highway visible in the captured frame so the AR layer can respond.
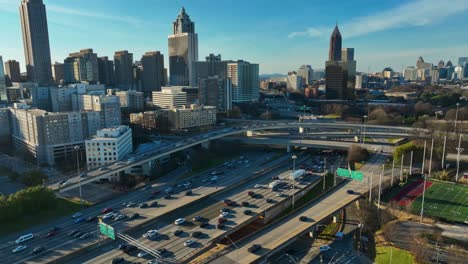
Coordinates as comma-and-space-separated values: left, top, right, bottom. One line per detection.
1, 152, 283, 264
210, 154, 387, 264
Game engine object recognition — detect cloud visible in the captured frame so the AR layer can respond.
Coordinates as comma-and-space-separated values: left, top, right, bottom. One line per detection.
289, 0, 468, 39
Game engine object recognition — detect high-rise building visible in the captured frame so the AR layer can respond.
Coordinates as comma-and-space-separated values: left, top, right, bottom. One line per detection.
97, 56, 115, 86
4, 60, 21, 85
114, 50, 134, 90
116, 90, 144, 112
192, 54, 232, 87
198, 76, 232, 113
297, 65, 313, 85
458, 57, 468, 67
341, 48, 354, 62
52, 62, 64, 84
168, 7, 198, 86
0, 56, 6, 101
49, 86, 75, 112
325, 62, 347, 99
382, 67, 394, 79
430, 67, 440, 83
19, 0, 53, 86
64, 49, 99, 84
404, 66, 418, 81
416, 56, 432, 70
438, 60, 445, 68
141, 51, 165, 97
329, 25, 342, 61
81, 95, 121, 127
152, 87, 187, 109
168, 105, 216, 130
286, 71, 304, 90
227, 61, 259, 103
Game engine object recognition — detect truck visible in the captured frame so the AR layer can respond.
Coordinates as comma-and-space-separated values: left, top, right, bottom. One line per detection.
269, 180, 282, 189
291, 169, 306, 180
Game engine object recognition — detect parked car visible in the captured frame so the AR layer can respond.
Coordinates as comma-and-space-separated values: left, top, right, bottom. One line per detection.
193, 215, 203, 221
139, 203, 148, 208
191, 231, 202, 238
185, 190, 193, 195
299, 216, 308, 221
150, 201, 158, 207
130, 213, 140, 219
112, 257, 124, 264
174, 229, 183, 236
242, 201, 250, 207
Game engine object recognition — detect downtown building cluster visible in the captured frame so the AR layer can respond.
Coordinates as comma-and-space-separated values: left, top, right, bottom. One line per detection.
0, 1, 260, 166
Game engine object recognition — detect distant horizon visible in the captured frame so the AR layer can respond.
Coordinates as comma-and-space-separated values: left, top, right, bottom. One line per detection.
1, 0, 467, 74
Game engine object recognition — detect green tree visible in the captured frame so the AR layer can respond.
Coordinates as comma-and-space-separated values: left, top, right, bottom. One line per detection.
20, 170, 48, 187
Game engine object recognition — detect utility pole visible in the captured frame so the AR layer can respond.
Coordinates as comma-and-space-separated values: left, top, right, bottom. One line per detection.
441, 135, 447, 170
362, 115, 368, 147
455, 134, 464, 183
420, 170, 428, 223
291, 155, 297, 209
421, 141, 427, 174
378, 165, 384, 211
369, 171, 373, 204
409, 150, 413, 175
323, 157, 327, 191
391, 158, 395, 186
399, 154, 404, 182
74, 145, 83, 206
454, 102, 460, 134
428, 138, 434, 178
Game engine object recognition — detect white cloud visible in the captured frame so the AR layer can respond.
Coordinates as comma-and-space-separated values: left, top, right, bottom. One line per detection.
289, 0, 468, 39
288, 27, 324, 38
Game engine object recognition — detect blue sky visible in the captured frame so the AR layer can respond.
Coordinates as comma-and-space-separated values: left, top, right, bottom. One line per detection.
1, 0, 468, 74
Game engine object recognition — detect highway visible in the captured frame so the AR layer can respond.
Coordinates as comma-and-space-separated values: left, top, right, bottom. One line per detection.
51, 121, 417, 192
210, 154, 387, 264
0, 152, 281, 264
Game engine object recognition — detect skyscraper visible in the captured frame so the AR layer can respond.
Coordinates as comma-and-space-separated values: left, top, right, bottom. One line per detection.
297, 65, 313, 85
168, 7, 198, 86
4, 60, 21, 85
0, 56, 6, 101
52, 62, 64, 84
64, 49, 99, 83
141, 51, 165, 97
198, 76, 232, 113
114, 50, 134, 90
192, 54, 232, 86
228, 61, 260, 103
458, 57, 468, 67
97, 56, 115, 86
19, 0, 53, 86
329, 25, 342, 61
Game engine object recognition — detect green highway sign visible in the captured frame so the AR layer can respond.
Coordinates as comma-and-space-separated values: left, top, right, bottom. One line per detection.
99, 221, 115, 240
336, 168, 363, 181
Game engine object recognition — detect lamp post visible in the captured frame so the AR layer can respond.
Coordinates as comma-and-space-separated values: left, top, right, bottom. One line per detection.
362, 115, 368, 146
291, 155, 297, 209
74, 145, 83, 206
454, 103, 460, 134
225, 236, 239, 264
455, 134, 464, 183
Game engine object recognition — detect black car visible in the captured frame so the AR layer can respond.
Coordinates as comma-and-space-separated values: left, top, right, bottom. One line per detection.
347, 190, 354, 194
248, 244, 261, 253
200, 222, 209, 228
32, 246, 45, 255
155, 248, 168, 256
130, 213, 140, 219
86, 216, 98, 222
193, 215, 202, 221
191, 231, 202, 238
112, 257, 124, 264
68, 230, 79, 236
150, 201, 158, 207
266, 198, 275, 203
174, 229, 183, 236
244, 210, 252, 215
242, 201, 249, 207
125, 245, 137, 252
139, 203, 148, 208
220, 207, 230, 213
185, 190, 193, 195
117, 244, 128, 251
216, 223, 225, 229
164, 194, 171, 199
299, 216, 308, 221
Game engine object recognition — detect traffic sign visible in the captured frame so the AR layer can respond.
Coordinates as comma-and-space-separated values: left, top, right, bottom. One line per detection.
336, 168, 363, 181
99, 221, 115, 240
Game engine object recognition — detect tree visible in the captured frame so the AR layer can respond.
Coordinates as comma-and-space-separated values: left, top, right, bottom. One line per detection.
445, 107, 468, 121
347, 145, 369, 163
20, 170, 47, 187
368, 108, 390, 124
414, 101, 433, 115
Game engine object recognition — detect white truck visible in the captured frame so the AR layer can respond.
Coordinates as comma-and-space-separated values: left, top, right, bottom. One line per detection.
291, 169, 306, 180
269, 180, 282, 189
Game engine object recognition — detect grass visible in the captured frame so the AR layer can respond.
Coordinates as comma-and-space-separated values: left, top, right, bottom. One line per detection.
410, 181, 468, 223
388, 138, 404, 144
318, 222, 339, 239
0, 198, 83, 236
375, 246, 415, 264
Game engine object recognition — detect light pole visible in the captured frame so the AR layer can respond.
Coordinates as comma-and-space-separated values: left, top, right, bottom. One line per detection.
441, 135, 447, 170
369, 171, 373, 204
323, 157, 327, 191
428, 138, 434, 179
362, 115, 368, 146
421, 141, 427, 174
378, 165, 384, 211
409, 150, 413, 176
454, 103, 460, 134
455, 134, 464, 183
391, 159, 395, 186
420, 172, 427, 223
399, 154, 404, 183
74, 145, 83, 206
291, 155, 297, 209
225, 236, 239, 264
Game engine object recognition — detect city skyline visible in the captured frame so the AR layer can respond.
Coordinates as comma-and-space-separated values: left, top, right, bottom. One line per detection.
0, 0, 468, 74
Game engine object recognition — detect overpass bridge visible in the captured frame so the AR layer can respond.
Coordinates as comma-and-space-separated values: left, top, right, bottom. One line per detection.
51, 121, 421, 193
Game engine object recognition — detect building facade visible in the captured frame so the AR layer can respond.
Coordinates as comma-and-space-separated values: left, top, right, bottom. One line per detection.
4, 60, 21, 85
192, 54, 232, 87
152, 87, 187, 109
227, 61, 260, 103
286, 71, 304, 90
0, 56, 6, 101
52, 62, 64, 84
81, 95, 121, 127
297, 65, 313, 85
116, 90, 144, 112
64, 49, 99, 84
404, 66, 418, 81
141, 51, 165, 97
198, 76, 232, 112
97, 56, 115, 86
19, 0, 53, 86
114, 50, 134, 90
168, 105, 216, 130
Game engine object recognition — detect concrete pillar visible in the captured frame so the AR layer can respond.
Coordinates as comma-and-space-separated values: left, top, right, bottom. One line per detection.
201, 140, 210, 150
246, 130, 253, 137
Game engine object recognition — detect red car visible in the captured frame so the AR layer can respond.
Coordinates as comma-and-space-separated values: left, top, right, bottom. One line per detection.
218, 217, 227, 224
44, 230, 58, 238
151, 190, 161, 195
102, 207, 113, 214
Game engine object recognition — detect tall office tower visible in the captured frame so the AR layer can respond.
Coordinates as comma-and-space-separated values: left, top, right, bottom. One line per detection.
114, 50, 134, 90
192, 54, 232, 87
297, 65, 314, 85
141, 51, 165, 97
97, 56, 115, 86
198, 76, 232, 113
4, 60, 21, 85
52, 62, 64, 84
132, 62, 143, 91
404, 66, 418, 81
342, 48, 354, 62
416, 56, 432, 70
19, 0, 53, 86
458, 57, 468, 67
286, 71, 304, 90
64, 49, 99, 83
168, 7, 198, 86
0, 56, 6, 101
329, 25, 342, 61
227, 60, 260, 103
438, 60, 445, 68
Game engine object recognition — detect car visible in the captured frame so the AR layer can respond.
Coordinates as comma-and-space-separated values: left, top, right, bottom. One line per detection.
98, 166, 108, 171
347, 190, 354, 194
276, 193, 283, 197
72, 212, 82, 218
124, 245, 137, 253
151, 190, 161, 196
139, 203, 148, 208
244, 210, 252, 215
137, 251, 148, 258
217, 223, 225, 229
220, 207, 230, 213
254, 184, 261, 188
218, 217, 227, 224
101, 207, 112, 214
150, 201, 158, 207
184, 240, 195, 246
31, 246, 45, 255
193, 215, 203, 221
210, 176, 218, 181
112, 257, 125, 264
102, 212, 115, 220
12, 245, 27, 253
79, 173, 87, 178
114, 214, 126, 221
68, 230, 79, 237
126, 202, 136, 208
164, 194, 171, 199
200, 222, 209, 228
143, 230, 158, 238
117, 244, 128, 251
86, 216, 98, 222
44, 230, 58, 238
299, 216, 308, 221
319, 245, 331, 252
266, 198, 275, 203
130, 213, 140, 219
191, 231, 202, 238
185, 190, 193, 195
155, 248, 168, 256
73, 232, 84, 238
220, 211, 229, 218
248, 191, 255, 197
272, 176, 279, 180
80, 232, 91, 239
60, 180, 72, 186
174, 229, 183, 236
58, 179, 67, 185
74, 217, 85, 224
248, 244, 262, 253
242, 201, 250, 207
164, 187, 174, 194
174, 218, 185, 225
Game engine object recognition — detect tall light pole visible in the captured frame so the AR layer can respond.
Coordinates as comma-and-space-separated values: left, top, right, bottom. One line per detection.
291, 155, 297, 209
378, 165, 384, 211
399, 154, 404, 182
455, 134, 464, 183
225, 236, 239, 264
454, 103, 460, 134
74, 145, 83, 206
369, 171, 373, 204
409, 150, 413, 176
391, 159, 395, 186
428, 138, 434, 178
421, 141, 427, 174
323, 157, 327, 191
441, 135, 447, 170
420, 171, 428, 223
362, 115, 368, 146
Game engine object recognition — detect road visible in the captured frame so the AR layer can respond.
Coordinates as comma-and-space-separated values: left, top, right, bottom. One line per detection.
1, 152, 279, 264
76, 154, 328, 264
210, 154, 387, 264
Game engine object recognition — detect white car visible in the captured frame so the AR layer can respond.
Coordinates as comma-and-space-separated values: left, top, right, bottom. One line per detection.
12, 245, 27, 253
102, 212, 115, 220
126, 202, 136, 208
319, 245, 331, 252
143, 230, 158, 238
15, 233, 34, 244
114, 214, 126, 221
137, 251, 148, 258
254, 184, 261, 188
72, 212, 82, 219
184, 239, 195, 246
210, 176, 218, 181
174, 218, 185, 225
220, 212, 229, 218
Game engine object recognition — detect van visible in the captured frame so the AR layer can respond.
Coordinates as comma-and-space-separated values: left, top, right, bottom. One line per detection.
15, 233, 34, 244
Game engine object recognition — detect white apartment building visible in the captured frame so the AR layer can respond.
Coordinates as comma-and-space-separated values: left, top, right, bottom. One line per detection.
168, 104, 216, 130
85, 126, 132, 180
152, 86, 187, 109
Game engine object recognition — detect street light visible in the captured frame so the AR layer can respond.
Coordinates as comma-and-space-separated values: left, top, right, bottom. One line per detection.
362, 115, 368, 146
74, 145, 83, 206
224, 236, 239, 264
291, 155, 297, 209
455, 134, 464, 183
454, 103, 460, 134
